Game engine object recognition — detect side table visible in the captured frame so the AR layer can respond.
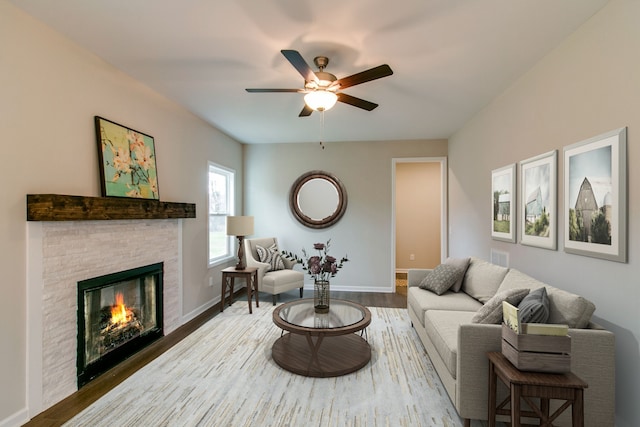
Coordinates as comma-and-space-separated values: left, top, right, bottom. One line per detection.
220, 266, 259, 314
487, 351, 587, 427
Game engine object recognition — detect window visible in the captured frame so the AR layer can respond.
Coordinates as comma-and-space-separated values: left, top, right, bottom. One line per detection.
208, 162, 235, 266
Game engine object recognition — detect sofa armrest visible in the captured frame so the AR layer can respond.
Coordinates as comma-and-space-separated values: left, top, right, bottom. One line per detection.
567, 324, 616, 426
456, 323, 503, 419
408, 269, 432, 287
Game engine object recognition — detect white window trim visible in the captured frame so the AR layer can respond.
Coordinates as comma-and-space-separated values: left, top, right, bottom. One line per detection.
208, 161, 236, 268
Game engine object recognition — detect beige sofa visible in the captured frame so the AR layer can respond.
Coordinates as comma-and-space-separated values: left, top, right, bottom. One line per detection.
407, 257, 615, 427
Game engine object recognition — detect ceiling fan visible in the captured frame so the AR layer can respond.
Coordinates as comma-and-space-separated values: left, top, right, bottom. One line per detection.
246, 50, 393, 117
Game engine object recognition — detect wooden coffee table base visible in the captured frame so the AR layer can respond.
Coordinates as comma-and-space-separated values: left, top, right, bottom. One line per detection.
272, 333, 371, 377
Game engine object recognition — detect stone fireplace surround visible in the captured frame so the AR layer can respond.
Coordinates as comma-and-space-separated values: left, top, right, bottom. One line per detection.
27, 219, 183, 415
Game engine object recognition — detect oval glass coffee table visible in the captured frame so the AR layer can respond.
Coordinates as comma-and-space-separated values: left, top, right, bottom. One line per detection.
272, 298, 372, 377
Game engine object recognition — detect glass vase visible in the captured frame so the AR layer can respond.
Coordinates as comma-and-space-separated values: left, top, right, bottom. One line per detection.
314, 279, 330, 313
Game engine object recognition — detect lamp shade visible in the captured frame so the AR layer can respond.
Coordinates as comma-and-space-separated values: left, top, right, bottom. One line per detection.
226, 216, 254, 236
304, 90, 338, 112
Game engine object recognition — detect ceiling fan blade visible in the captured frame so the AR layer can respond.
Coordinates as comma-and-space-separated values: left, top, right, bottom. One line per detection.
299, 105, 313, 117
245, 88, 303, 93
281, 50, 318, 83
337, 93, 378, 111
333, 64, 393, 90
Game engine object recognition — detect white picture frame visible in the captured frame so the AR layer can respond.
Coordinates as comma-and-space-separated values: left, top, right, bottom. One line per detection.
519, 150, 557, 250
563, 127, 627, 262
491, 163, 516, 243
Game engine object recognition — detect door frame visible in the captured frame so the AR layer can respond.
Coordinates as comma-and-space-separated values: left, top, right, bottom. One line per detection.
391, 157, 448, 290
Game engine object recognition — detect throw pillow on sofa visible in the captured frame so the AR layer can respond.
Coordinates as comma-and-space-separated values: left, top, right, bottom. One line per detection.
256, 243, 286, 271
444, 257, 471, 292
418, 264, 462, 295
472, 288, 530, 324
518, 286, 550, 323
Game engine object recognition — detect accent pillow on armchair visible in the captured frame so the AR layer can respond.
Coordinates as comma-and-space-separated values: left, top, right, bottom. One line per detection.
256, 243, 286, 271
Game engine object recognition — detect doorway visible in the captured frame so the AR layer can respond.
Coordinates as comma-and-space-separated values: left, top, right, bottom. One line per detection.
392, 158, 447, 291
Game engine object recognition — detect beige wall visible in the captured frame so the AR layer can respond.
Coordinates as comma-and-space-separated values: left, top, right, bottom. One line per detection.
395, 162, 442, 270
244, 140, 447, 292
1, 1, 242, 423
448, 1, 639, 425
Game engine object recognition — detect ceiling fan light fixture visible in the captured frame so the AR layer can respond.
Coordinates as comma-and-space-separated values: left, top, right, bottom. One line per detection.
247, 50, 393, 116
304, 90, 338, 112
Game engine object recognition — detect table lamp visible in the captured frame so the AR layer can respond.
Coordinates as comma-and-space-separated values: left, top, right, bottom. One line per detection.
226, 216, 254, 270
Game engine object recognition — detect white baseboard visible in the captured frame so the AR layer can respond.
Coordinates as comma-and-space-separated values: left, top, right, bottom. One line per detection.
302, 284, 394, 294
180, 296, 220, 325
0, 407, 29, 427
182, 283, 397, 326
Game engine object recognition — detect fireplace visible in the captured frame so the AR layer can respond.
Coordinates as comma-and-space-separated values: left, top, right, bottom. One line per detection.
77, 262, 164, 387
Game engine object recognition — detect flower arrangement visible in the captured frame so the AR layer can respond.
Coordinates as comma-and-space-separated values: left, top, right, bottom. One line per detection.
283, 239, 349, 282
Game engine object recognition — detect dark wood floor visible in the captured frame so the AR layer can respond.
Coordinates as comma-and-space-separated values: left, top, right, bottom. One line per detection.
24, 287, 406, 426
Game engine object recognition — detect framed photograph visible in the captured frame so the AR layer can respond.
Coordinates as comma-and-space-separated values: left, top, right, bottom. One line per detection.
491, 163, 516, 242
95, 116, 159, 200
519, 150, 557, 250
564, 127, 627, 262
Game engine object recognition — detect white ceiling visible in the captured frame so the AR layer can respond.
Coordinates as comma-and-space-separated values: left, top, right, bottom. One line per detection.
11, 0, 608, 144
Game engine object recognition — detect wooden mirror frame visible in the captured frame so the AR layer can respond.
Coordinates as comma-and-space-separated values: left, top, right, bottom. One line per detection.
289, 170, 348, 229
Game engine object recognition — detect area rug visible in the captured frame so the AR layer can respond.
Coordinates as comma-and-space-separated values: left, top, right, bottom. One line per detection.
65, 303, 463, 427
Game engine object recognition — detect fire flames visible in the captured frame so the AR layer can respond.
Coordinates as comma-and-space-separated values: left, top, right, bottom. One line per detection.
110, 293, 134, 326
100, 292, 144, 352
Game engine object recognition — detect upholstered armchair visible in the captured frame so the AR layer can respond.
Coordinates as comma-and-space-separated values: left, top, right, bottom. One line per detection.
244, 237, 304, 305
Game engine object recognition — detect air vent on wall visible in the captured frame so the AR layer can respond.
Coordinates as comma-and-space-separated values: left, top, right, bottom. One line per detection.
490, 249, 509, 268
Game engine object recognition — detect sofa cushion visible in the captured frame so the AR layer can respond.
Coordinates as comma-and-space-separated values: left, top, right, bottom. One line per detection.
419, 264, 463, 295
256, 243, 285, 271
261, 268, 304, 293
424, 310, 476, 379
497, 269, 595, 328
444, 257, 471, 292
517, 286, 549, 323
472, 288, 530, 324
547, 287, 595, 329
497, 268, 546, 292
461, 257, 509, 303
407, 287, 482, 327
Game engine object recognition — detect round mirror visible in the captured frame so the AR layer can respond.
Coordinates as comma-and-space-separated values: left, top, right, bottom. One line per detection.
290, 171, 347, 229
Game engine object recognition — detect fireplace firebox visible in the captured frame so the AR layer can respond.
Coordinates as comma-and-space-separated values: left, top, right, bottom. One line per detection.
77, 262, 163, 387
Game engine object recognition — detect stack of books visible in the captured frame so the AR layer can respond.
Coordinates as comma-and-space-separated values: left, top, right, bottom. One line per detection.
501, 301, 571, 373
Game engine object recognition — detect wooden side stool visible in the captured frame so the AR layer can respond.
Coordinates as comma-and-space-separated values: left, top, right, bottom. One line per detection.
220, 266, 259, 314
487, 351, 588, 427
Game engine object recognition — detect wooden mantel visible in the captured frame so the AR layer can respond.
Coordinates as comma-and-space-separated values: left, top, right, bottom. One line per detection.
27, 194, 196, 221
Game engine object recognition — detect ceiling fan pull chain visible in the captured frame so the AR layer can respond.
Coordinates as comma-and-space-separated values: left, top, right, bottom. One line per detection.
319, 111, 325, 149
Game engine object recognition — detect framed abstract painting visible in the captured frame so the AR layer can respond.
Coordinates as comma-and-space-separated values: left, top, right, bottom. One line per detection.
563, 127, 627, 262
519, 150, 557, 250
95, 116, 159, 200
491, 163, 516, 243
